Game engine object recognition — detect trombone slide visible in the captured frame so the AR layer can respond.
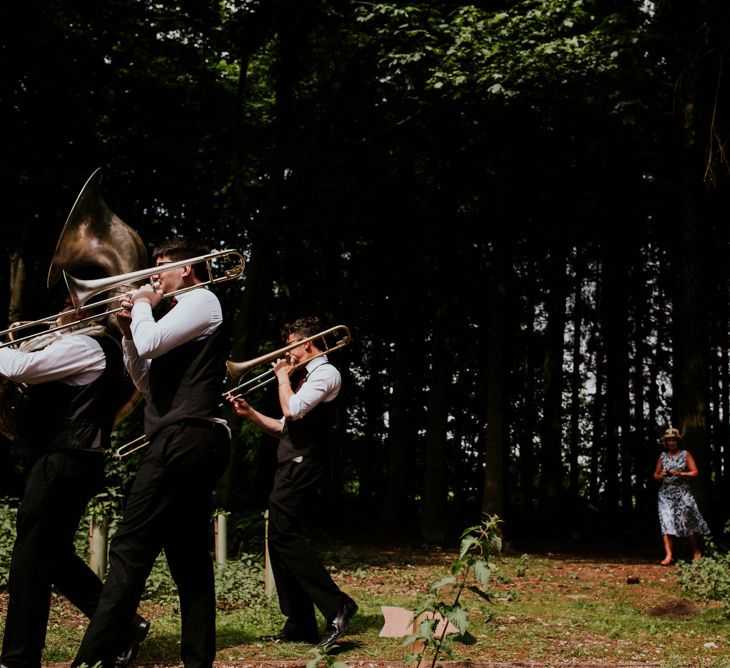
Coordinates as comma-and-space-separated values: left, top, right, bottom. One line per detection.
0, 249, 245, 350
65, 248, 245, 311
113, 324, 352, 459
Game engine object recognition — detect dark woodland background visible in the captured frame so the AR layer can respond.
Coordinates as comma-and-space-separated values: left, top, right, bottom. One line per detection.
1, 0, 729, 551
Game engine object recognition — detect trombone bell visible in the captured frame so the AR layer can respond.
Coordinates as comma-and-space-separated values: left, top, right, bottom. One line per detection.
225, 325, 352, 382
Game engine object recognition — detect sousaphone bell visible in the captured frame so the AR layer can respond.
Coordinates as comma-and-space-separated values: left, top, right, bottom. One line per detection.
0, 168, 148, 438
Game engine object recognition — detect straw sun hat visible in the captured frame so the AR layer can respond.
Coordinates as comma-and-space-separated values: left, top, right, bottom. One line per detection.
661, 427, 682, 441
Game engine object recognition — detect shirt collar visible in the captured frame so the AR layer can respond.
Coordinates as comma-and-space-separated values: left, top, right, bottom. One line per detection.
305, 354, 328, 373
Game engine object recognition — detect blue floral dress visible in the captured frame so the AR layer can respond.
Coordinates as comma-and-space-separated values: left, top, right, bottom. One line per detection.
658, 450, 710, 537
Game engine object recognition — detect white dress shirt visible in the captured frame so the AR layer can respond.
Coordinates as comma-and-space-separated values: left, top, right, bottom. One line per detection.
0, 335, 105, 386
286, 355, 341, 420
122, 287, 223, 394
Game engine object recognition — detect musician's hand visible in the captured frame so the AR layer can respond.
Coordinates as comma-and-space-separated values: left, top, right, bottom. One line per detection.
227, 395, 252, 418
116, 309, 133, 338
271, 357, 294, 385
130, 284, 163, 309
120, 292, 134, 310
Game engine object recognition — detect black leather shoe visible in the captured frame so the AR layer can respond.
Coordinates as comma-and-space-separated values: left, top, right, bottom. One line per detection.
113, 616, 150, 668
317, 598, 358, 648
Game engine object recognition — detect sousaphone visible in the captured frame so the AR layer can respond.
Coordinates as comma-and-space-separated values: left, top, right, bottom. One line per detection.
0, 168, 148, 439
47, 167, 148, 295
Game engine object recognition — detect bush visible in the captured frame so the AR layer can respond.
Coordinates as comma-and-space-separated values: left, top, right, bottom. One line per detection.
215, 553, 268, 609
0, 498, 18, 586
0, 495, 269, 612
676, 525, 730, 618
135, 551, 269, 608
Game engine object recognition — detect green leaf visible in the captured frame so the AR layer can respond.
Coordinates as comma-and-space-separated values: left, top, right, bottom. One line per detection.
431, 575, 456, 591
446, 606, 469, 634
473, 559, 492, 587
460, 534, 478, 558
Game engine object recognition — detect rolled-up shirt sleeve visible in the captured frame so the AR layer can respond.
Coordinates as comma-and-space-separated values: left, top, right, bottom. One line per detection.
287, 358, 341, 419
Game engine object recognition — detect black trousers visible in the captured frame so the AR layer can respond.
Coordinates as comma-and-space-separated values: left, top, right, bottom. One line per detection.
1, 450, 105, 668
73, 421, 231, 668
267, 458, 350, 640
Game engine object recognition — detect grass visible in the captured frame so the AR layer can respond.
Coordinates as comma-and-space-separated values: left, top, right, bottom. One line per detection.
3, 540, 730, 666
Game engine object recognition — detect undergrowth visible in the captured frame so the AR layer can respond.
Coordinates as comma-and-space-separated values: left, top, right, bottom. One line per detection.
676, 520, 730, 618
403, 513, 502, 668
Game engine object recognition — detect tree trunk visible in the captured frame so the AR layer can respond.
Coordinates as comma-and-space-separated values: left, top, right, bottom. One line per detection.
589, 260, 604, 508
7, 250, 25, 326
568, 250, 583, 500
482, 248, 509, 520
539, 248, 567, 517
420, 291, 450, 543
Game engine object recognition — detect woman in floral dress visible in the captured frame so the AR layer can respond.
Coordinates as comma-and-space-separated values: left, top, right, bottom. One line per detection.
653, 427, 710, 565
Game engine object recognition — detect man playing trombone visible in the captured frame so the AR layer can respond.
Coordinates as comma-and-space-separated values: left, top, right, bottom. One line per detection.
73, 237, 232, 668
0, 296, 148, 668
228, 315, 358, 648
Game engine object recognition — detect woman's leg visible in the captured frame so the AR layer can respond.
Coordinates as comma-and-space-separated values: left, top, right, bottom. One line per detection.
688, 533, 702, 559
661, 534, 674, 565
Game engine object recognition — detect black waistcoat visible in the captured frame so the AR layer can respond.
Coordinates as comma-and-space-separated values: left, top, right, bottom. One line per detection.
17, 334, 123, 455
277, 396, 339, 463
145, 324, 226, 439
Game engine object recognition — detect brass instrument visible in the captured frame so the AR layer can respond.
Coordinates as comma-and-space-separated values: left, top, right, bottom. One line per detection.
0, 249, 245, 351
114, 324, 352, 459
0, 168, 148, 350
0, 168, 148, 438
65, 249, 245, 311
47, 168, 147, 290
225, 324, 352, 388
113, 433, 149, 459
0, 307, 117, 349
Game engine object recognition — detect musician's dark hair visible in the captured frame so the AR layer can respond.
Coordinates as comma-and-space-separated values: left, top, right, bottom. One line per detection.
282, 316, 324, 350
152, 237, 210, 282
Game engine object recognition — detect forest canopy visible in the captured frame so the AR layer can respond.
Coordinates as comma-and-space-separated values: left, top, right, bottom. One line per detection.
1, 0, 729, 546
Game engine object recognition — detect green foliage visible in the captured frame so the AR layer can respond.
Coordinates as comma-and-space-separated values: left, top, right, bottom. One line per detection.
71, 486, 127, 568
142, 553, 182, 605
355, 0, 639, 104
227, 509, 266, 557
306, 644, 351, 668
403, 513, 502, 668
103, 549, 270, 609
132, 549, 269, 608
104, 440, 141, 491
215, 554, 269, 609
675, 532, 730, 618
515, 553, 530, 577
0, 498, 18, 586
85, 485, 125, 526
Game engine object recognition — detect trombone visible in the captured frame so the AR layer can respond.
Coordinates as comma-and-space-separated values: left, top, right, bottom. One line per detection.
65, 248, 245, 311
225, 324, 352, 388
0, 249, 245, 350
0, 306, 115, 350
114, 324, 352, 459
